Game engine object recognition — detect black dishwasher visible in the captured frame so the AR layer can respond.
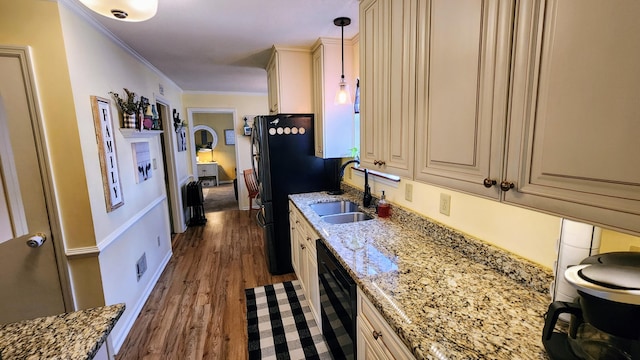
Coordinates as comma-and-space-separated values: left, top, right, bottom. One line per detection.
317, 239, 357, 359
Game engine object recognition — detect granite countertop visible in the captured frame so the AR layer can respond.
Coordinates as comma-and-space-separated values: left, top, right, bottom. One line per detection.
289, 186, 553, 360
0, 303, 125, 360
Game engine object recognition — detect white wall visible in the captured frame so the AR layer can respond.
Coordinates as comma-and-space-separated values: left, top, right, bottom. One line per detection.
58, 3, 186, 350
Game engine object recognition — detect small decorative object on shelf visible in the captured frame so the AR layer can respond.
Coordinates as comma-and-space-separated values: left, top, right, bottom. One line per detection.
243, 117, 252, 136
140, 96, 152, 130
109, 88, 141, 129
151, 104, 160, 130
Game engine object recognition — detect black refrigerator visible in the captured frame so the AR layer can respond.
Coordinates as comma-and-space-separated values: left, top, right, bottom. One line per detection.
251, 114, 339, 274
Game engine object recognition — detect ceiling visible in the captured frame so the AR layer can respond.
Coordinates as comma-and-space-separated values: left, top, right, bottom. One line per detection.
69, 0, 360, 94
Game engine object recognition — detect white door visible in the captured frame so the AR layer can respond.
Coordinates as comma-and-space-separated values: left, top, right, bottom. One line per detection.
0, 47, 66, 324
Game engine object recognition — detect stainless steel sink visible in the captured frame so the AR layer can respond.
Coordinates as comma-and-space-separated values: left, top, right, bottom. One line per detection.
310, 200, 360, 216
321, 212, 373, 224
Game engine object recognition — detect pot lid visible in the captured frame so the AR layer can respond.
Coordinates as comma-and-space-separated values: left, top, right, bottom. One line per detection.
579, 265, 640, 290
565, 264, 640, 305
580, 251, 640, 266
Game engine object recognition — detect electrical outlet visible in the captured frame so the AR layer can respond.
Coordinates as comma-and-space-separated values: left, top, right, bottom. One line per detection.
405, 183, 413, 202
136, 253, 147, 281
439, 193, 451, 216
152, 158, 157, 169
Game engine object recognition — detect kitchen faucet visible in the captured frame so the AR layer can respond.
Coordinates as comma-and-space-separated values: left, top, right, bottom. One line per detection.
328, 159, 360, 195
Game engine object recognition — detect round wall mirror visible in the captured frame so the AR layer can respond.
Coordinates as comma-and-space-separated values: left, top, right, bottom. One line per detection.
193, 125, 218, 152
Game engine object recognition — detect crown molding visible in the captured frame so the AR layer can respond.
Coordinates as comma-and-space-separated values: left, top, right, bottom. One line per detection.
57, 0, 182, 91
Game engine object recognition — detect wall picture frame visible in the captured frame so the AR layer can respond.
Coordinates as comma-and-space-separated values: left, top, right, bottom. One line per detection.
132, 142, 152, 183
224, 129, 235, 145
90, 96, 124, 212
177, 126, 187, 152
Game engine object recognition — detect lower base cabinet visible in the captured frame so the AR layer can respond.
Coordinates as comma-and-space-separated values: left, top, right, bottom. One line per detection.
289, 202, 321, 327
291, 202, 415, 359
357, 289, 415, 360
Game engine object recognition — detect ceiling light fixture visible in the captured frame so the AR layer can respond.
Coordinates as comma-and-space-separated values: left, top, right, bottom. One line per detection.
78, 0, 158, 22
334, 17, 352, 105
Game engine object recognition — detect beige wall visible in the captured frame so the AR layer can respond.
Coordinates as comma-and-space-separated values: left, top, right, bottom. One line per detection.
182, 92, 268, 210
0, 0, 94, 248
0, 0, 103, 309
193, 113, 237, 181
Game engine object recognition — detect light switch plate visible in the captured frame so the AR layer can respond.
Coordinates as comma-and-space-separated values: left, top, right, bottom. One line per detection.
439, 193, 451, 216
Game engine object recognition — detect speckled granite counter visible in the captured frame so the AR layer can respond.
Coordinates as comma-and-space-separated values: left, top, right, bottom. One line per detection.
290, 186, 553, 360
0, 303, 125, 360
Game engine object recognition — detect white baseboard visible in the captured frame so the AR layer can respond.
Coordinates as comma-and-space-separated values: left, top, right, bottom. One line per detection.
111, 250, 172, 354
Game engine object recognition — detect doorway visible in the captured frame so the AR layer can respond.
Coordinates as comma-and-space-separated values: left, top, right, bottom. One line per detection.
188, 108, 241, 212
156, 100, 185, 233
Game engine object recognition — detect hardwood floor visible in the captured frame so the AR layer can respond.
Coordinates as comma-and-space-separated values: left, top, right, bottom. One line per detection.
116, 209, 296, 360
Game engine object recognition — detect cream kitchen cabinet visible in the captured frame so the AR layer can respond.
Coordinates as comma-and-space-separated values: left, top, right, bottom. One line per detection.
266, 46, 313, 115
357, 289, 415, 360
359, 0, 417, 178
289, 202, 321, 326
502, 0, 640, 235
414, 0, 514, 199
404, 0, 640, 234
312, 38, 356, 159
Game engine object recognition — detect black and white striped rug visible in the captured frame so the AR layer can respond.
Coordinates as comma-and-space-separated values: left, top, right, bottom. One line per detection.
245, 281, 331, 360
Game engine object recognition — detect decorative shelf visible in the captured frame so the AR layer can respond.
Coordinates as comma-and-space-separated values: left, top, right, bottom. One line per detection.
119, 128, 163, 138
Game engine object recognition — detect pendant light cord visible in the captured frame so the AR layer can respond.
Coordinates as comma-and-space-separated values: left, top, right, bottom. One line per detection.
341, 22, 345, 80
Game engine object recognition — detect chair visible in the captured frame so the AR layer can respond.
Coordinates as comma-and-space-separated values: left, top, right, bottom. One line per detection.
243, 169, 260, 217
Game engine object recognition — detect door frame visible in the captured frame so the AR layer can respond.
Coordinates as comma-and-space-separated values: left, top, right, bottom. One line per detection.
1, 45, 73, 312
187, 107, 241, 209
155, 97, 185, 233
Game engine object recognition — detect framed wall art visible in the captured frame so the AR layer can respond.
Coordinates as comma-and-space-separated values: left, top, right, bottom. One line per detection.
132, 142, 152, 183
90, 96, 124, 212
224, 129, 235, 145
177, 126, 187, 152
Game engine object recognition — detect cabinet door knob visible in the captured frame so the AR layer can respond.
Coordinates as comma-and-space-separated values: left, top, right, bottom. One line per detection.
500, 181, 515, 192
483, 178, 497, 188
372, 330, 382, 340
374, 160, 386, 167
300, 244, 306, 250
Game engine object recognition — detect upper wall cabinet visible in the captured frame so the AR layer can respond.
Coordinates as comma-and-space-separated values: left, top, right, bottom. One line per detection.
266, 46, 313, 115
414, 0, 514, 199
359, 0, 417, 178
312, 38, 356, 159
504, 0, 640, 234
362, 0, 640, 234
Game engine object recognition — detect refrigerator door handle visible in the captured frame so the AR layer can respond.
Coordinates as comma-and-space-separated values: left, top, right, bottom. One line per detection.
256, 207, 267, 228
250, 118, 261, 187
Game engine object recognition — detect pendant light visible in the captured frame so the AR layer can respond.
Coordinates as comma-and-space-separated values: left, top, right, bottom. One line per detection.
334, 17, 352, 105
78, 0, 158, 22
